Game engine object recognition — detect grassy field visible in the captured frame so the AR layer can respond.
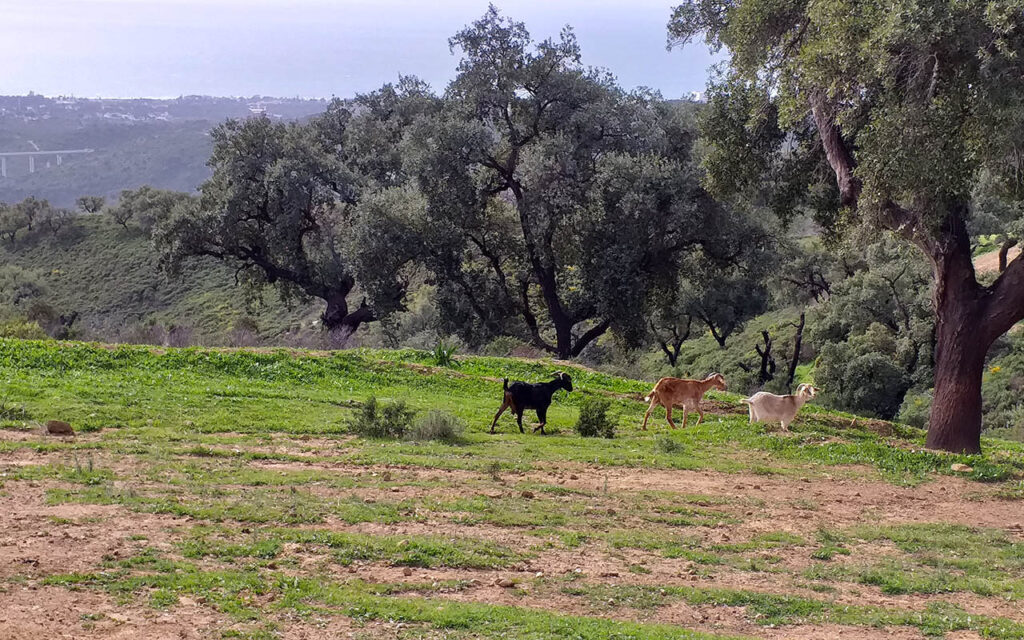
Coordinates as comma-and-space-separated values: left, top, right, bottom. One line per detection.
0, 338, 1022, 639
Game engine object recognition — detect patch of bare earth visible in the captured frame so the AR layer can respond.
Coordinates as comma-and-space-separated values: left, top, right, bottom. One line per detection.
2, 439, 1023, 639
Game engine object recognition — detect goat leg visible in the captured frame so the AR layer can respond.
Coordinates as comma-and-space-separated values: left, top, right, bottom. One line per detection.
642, 401, 657, 431
490, 401, 509, 434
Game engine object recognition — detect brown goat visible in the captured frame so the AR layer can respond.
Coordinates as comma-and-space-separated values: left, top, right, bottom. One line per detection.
641, 373, 727, 430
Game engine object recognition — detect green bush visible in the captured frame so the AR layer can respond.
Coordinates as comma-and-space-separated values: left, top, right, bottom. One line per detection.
408, 410, 465, 443
574, 396, 615, 439
0, 320, 49, 340
897, 390, 932, 428
347, 396, 416, 439
817, 347, 909, 420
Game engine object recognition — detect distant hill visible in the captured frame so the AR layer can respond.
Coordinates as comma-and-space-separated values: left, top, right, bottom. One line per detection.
0, 95, 329, 207
0, 215, 317, 341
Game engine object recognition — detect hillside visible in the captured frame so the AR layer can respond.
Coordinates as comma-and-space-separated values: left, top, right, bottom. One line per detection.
0, 340, 1021, 639
0, 215, 317, 340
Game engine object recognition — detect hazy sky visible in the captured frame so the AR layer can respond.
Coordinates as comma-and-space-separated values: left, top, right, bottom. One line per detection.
4, 0, 720, 99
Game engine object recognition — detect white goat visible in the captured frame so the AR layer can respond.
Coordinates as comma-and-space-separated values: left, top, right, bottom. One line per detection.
741, 383, 818, 431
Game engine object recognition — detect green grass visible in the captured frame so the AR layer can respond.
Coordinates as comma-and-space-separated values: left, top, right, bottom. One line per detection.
2, 339, 1021, 484
803, 523, 1024, 599
3, 338, 1024, 639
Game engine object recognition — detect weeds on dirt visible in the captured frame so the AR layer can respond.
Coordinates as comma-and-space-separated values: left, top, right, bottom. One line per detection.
655, 436, 684, 454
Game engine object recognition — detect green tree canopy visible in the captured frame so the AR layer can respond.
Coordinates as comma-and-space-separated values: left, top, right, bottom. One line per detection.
357, 6, 755, 359
155, 81, 439, 336
670, 0, 1024, 452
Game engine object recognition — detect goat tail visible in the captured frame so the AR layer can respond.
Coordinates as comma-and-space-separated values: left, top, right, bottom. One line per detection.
502, 378, 509, 392
740, 398, 752, 404
643, 380, 660, 403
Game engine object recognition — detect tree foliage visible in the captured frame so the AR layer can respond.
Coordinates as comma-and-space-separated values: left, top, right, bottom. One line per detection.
670, 0, 1024, 452
76, 196, 105, 215
110, 186, 190, 232
155, 81, 439, 335
812, 239, 933, 419
357, 7, 756, 359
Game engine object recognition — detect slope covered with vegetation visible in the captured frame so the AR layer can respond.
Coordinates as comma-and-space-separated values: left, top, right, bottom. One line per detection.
0, 215, 315, 341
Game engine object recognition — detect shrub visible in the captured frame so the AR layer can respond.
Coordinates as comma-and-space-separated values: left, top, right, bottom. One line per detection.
431, 338, 458, 367
817, 346, 909, 420
348, 396, 416, 439
897, 390, 932, 428
408, 410, 465, 442
0, 320, 49, 340
478, 335, 523, 358
574, 396, 615, 438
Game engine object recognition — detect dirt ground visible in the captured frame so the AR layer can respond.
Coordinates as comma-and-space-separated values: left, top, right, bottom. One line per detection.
1, 434, 1022, 640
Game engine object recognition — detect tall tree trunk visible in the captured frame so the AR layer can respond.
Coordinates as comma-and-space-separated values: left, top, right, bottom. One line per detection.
926, 304, 986, 453
322, 294, 375, 337
786, 312, 805, 388
755, 331, 775, 386
923, 216, 986, 453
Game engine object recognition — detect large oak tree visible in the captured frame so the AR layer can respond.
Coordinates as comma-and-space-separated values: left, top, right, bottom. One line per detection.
155, 81, 438, 336
670, 0, 1024, 452
354, 7, 756, 359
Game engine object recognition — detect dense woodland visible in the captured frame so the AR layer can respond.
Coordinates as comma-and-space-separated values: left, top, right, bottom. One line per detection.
1, 5, 1024, 450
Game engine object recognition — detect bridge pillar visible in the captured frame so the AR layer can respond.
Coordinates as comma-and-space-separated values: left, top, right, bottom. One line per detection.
0, 157, 5, 178
56, 155, 62, 166
28, 156, 34, 173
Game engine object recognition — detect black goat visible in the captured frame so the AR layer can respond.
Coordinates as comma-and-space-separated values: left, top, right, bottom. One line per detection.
489, 372, 573, 435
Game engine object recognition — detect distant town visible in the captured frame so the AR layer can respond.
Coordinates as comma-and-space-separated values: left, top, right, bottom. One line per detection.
0, 93, 330, 126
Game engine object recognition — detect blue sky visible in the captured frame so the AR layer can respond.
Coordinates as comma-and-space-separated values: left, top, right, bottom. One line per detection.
4, 0, 721, 99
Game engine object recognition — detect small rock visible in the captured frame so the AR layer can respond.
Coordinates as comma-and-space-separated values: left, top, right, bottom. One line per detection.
800, 477, 811, 483
752, 484, 762, 490
951, 463, 973, 473
745, 510, 754, 516
390, 487, 401, 493
606, 508, 616, 515
599, 571, 619, 578
497, 578, 515, 588
569, 474, 579, 480
45, 420, 74, 436
363, 498, 376, 504
520, 490, 535, 499
402, 567, 413, 576
534, 571, 544, 578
